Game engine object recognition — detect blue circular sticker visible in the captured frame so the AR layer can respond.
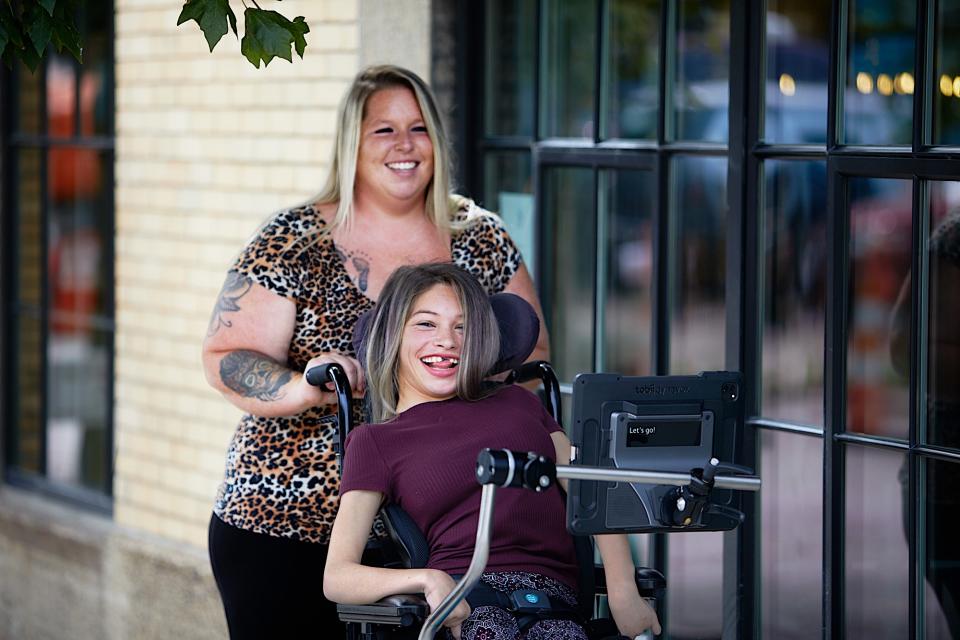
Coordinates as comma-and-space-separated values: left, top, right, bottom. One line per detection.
524, 593, 539, 604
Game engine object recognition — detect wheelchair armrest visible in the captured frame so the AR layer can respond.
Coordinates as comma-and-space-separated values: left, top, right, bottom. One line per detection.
336, 594, 428, 628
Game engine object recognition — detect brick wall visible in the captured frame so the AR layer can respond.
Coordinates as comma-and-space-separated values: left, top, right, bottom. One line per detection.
114, 0, 431, 549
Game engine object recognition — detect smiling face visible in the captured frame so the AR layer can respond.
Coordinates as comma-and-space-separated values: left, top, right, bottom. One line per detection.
395, 283, 464, 413
355, 86, 435, 211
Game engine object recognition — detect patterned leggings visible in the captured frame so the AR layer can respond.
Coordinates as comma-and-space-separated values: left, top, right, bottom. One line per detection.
445, 571, 588, 640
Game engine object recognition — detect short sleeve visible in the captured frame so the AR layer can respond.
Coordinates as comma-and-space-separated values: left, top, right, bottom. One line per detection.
451, 206, 524, 294
231, 206, 319, 300
340, 425, 392, 496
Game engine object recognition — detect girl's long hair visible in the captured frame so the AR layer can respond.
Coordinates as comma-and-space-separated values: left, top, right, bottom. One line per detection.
364, 263, 500, 423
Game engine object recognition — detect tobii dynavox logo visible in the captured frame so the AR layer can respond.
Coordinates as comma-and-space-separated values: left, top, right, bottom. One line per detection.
636, 384, 692, 395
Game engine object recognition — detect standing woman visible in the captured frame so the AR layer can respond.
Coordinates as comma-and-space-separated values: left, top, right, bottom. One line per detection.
201, 65, 549, 638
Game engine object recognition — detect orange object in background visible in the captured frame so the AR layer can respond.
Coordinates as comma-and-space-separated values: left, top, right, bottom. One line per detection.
49, 228, 101, 335
46, 58, 102, 203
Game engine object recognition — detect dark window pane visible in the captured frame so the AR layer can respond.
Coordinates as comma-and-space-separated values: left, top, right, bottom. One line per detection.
670, 156, 726, 374
764, 0, 830, 144
846, 178, 911, 438
47, 54, 77, 139
925, 458, 960, 638
844, 445, 909, 638
925, 184, 960, 450
761, 160, 827, 426
673, 0, 730, 143
79, 1, 113, 137
602, 169, 654, 375
540, 0, 596, 138
482, 152, 535, 278
667, 532, 723, 637
843, 0, 915, 145
933, 1, 960, 145
484, 0, 536, 137
544, 167, 595, 380
16, 65, 43, 135
601, 0, 659, 140
760, 429, 823, 638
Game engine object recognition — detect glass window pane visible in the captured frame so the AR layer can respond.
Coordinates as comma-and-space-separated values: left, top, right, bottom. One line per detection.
673, 0, 730, 143
47, 54, 77, 139
485, 0, 536, 137
761, 160, 827, 425
80, 1, 113, 137
483, 152, 535, 278
670, 156, 726, 374
924, 457, 960, 638
933, 1, 960, 145
843, 0, 915, 145
764, 0, 830, 144
601, 0, 660, 140
544, 167, 595, 381
847, 178, 911, 438
668, 532, 723, 637
540, 0, 596, 138
926, 183, 960, 451
844, 445, 909, 638
602, 169, 654, 375
760, 429, 823, 638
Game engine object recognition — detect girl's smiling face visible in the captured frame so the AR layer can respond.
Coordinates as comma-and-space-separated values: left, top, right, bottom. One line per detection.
395, 284, 463, 413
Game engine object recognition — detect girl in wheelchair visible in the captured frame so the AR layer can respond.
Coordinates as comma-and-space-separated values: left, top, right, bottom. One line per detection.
324, 263, 661, 640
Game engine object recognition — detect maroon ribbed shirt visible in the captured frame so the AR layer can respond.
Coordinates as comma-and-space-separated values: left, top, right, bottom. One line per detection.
340, 385, 579, 589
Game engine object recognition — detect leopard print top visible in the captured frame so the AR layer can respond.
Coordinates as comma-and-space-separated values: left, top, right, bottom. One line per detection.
213, 202, 523, 544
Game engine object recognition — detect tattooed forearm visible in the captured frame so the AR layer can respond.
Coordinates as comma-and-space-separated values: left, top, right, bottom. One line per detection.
219, 350, 292, 401
207, 271, 253, 336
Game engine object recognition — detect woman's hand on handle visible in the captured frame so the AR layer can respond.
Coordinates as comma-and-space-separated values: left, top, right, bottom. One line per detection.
301, 353, 366, 403
608, 586, 662, 637
421, 569, 471, 639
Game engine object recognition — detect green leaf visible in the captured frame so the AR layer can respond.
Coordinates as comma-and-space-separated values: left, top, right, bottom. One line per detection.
0, 24, 9, 61
240, 8, 307, 68
177, 0, 236, 52
26, 5, 53, 57
0, 3, 24, 49
39, 0, 56, 16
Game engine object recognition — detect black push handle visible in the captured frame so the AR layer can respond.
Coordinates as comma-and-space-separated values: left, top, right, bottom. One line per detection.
505, 361, 562, 426
304, 362, 354, 456
475, 449, 556, 492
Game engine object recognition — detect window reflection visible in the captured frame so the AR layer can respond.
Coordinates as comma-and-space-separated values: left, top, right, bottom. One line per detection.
764, 0, 830, 144
601, 0, 659, 139
845, 445, 909, 638
540, 0, 596, 138
602, 170, 654, 375
846, 178, 911, 438
933, 1, 960, 145
761, 160, 827, 426
844, 0, 915, 145
673, 0, 730, 143
760, 429, 823, 639
544, 167, 595, 381
670, 156, 726, 374
485, 0, 536, 137
483, 152, 535, 278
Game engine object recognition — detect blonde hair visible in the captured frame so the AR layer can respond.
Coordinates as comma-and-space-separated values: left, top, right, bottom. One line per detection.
314, 65, 468, 234
363, 263, 501, 423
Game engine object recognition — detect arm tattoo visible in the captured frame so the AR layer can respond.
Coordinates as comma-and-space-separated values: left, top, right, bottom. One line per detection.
335, 247, 372, 293
220, 350, 292, 401
207, 271, 253, 336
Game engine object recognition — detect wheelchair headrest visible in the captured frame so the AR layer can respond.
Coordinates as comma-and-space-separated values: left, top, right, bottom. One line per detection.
352, 292, 539, 376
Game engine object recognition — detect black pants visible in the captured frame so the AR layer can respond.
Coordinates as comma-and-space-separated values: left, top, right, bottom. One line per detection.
208, 513, 346, 639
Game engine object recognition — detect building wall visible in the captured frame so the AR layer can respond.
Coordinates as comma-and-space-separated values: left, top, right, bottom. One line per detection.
0, 1, 434, 638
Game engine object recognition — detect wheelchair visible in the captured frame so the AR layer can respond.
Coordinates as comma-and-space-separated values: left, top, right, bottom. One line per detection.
307, 293, 760, 640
